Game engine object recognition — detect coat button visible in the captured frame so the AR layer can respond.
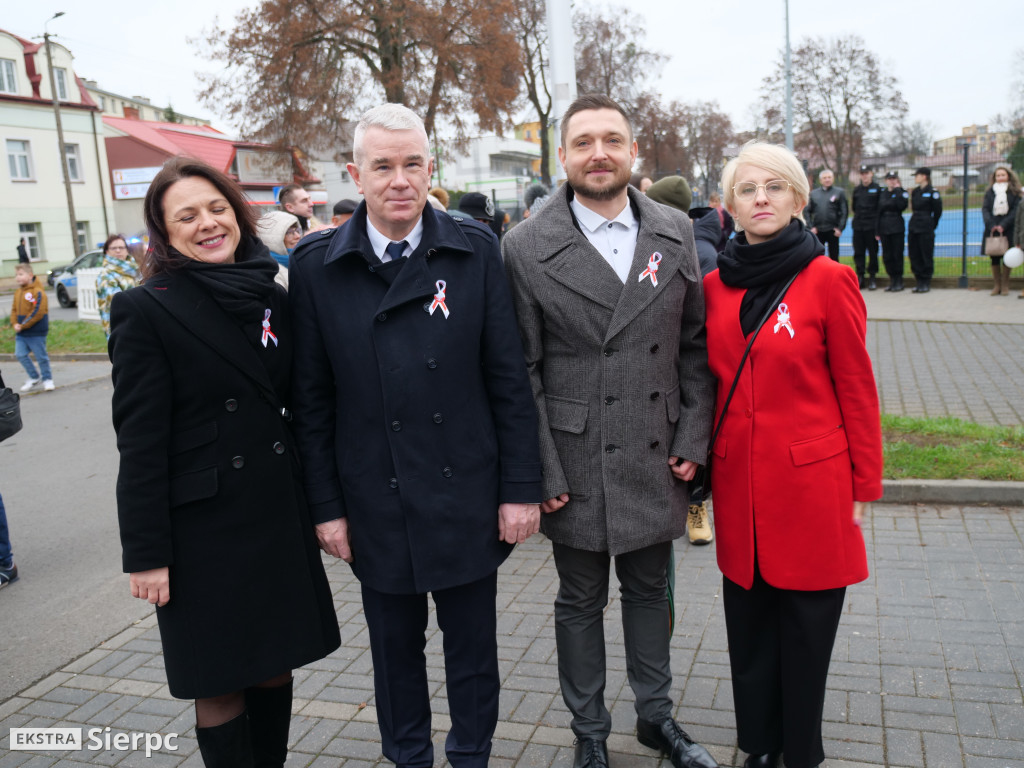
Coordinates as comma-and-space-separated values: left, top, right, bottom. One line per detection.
650, 344, 659, 353
273, 442, 286, 454
604, 396, 616, 405
745, 408, 753, 418
603, 349, 614, 357
427, 358, 437, 369
650, 391, 660, 400
368, 265, 375, 272
605, 444, 616, 453
433, 413, 443, 423
231, 456, 245, 469
650, 440, 660, 449
388, 477, 398, 489
391, 420, 402, 431
377, 312, 387, 322
442, 466, 453, 478
225, 398, 238, 412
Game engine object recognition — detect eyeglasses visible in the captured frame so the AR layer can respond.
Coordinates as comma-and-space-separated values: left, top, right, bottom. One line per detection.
732, 179, 792, 201
108, 245, 129, 252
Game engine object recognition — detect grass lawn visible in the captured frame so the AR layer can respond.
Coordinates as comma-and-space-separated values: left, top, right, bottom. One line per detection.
883, 415, 1024, 481
0, 318, 108, 355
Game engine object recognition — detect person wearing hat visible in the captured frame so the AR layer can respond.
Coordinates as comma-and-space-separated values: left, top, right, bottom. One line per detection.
851, 166, 882, 290
645, 175, 692, 216
879, 172, 909, 291
459, 192, 496, 226
331, 199, 358, 227
908, 167, 942, 293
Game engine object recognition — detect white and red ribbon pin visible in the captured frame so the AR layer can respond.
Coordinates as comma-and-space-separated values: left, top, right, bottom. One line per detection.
25, 292, 36, 303
773, 302, 795, 338
429, 280, 450, 319
639, 252, 662, 286
261, 308, 278, 347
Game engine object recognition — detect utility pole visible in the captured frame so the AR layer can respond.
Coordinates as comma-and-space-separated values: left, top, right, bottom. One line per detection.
784, 0, 793, 151
546, 0, 577, 183
44, 12, 80, 259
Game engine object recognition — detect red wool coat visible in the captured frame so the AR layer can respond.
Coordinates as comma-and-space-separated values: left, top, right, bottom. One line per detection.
703, 256, 883, 591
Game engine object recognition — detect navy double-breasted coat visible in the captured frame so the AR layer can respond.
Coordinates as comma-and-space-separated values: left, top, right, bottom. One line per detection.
288, 204, 542, 595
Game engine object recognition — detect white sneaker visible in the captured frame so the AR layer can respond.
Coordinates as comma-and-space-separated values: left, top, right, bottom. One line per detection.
20, 378, 40, 392
43, 379, 55, 391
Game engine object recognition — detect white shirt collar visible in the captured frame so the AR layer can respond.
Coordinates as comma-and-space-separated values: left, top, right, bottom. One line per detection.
570, 196, 636, 233
366, 215, 425, 260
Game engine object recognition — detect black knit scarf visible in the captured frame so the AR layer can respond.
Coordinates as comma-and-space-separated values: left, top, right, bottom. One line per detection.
175, 236, 280, 322
716, 219, 823, 336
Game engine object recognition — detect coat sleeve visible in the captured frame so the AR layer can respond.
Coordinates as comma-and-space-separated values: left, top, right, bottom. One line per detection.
108, 290, 176, 572
288, 247, 347, 525
1016, 198, 1024, 248
502, 234, 571, 501
982, 188, 995, 232
804, 192, 816, 227
823, 268, 883, 502
999, 193, 1020, 232
837, 190, 849, 232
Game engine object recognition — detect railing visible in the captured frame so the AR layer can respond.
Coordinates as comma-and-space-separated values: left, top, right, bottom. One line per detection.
76, 267, 100, 321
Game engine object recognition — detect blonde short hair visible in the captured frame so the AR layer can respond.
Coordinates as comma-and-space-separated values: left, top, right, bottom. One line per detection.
722, 141, 810, 215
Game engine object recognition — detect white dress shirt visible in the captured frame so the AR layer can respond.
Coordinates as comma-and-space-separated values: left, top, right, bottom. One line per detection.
570, 197, 639, 284
366, 217, 425, 262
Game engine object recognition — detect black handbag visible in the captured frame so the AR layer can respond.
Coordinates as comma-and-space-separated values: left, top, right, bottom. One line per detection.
698, 271, 800, 498
0, 372, 23, 443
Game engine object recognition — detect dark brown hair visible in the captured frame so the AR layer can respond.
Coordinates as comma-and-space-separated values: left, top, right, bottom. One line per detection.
990, 166, 1023, 197
102, 233, 128, 254
142, 156, 258, 278
560, 94, 633, 148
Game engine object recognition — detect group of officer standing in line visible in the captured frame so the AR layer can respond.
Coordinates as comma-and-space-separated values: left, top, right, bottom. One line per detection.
803, 165, 943, 293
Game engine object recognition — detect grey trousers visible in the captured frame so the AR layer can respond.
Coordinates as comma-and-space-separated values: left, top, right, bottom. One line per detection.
552, 541, 674, 738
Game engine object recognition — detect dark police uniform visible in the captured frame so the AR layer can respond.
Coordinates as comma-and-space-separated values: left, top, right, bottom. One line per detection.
851, 180, 882, 285
879, 183, 909, 290
909, 185, 942, 290
805, 184, 848, 261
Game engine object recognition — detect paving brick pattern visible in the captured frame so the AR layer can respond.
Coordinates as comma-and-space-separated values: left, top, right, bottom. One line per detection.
3, 503, 1022, 767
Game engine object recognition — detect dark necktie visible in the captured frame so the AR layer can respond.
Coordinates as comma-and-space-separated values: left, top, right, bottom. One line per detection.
383, 240, 407, 263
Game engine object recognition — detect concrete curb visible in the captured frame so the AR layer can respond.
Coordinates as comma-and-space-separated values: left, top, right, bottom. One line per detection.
881, 478, 1024, 506
0, 352, 108, 361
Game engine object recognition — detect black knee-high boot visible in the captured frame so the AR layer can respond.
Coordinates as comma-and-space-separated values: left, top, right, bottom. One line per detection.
245, 680, 293, 768
196, 712, 254, 768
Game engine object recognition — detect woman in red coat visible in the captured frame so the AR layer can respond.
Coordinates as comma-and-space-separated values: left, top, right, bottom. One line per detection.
703, 142, 882, 768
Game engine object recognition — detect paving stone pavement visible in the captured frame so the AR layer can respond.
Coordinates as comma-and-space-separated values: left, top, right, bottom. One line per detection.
3, 502, 1023, 768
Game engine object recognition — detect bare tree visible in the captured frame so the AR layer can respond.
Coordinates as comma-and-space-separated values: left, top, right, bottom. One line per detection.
632, 92, 689, 180
884, 120, 935, 158
511, 0, 553, 186
682, 101, 734, 198
758, 35, 906, 178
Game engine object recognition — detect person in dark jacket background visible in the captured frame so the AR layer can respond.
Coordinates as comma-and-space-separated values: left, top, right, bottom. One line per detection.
879, 172, 909, 292
851, 165, 882, 289
908, 167, 942, 293
16, 237, 29, 263
804, 169, 848, 261
981, 166, 1021, 296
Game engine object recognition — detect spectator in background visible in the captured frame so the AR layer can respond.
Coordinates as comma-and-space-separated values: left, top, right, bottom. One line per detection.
16, 238, 29, 263
638, 176, 654, 192
805, 169, 848, 262
982, 166, 1021, 296
429, 186, 450, 210
523, 183, 551, 218
1014, 177, 1024, 298
645, 175, 692, 216
330, 199, 358, 227
851, 165, 882, 290
279, 184, 319, 233
11, 263, 54, 392
707, 191, 734, 253
459, 192, 496, 228
0, 489, 17, 590
908, 167, 942, 293
95, 234, 140, 339
879, 172, 909, 292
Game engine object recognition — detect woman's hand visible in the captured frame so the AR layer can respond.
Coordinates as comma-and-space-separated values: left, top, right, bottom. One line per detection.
992, 225, 1004, 235
853, 501, 867, 527
130, 568, 170, 607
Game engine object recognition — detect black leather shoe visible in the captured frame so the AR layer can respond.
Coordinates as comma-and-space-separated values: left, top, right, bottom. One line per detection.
868, 277, 877, 290
636, 718, 719, 768
743, 752, 781, 768
573, 738, 609, 768
893, 277, 904, 292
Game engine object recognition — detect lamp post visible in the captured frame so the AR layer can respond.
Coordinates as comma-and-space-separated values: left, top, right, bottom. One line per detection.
44, 12, 81, 259
784, 0, 793, 151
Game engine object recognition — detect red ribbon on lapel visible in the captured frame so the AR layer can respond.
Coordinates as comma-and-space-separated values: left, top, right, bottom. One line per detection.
639, 252, 662, 286
261, 308, 278, 347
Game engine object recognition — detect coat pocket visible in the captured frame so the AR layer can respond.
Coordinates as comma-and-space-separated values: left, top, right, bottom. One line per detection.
169, 466, 219, 507
664, 384, 680, 424
789, 425, 849, 466
545, 394, 590, 498
546, 395, 589, 434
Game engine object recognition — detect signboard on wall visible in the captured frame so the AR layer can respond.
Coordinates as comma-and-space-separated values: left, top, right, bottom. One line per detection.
236, 150, 291, 184
113, 182, 152, 200
112, 167, 161, 184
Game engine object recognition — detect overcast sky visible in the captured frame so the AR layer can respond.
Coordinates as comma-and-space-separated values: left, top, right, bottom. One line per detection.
4, 0, 1019, 146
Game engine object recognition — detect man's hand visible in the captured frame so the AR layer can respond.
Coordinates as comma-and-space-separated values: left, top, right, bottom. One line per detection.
541, 494, 569, 514
833, 228, 842, 238
130, 567, 170, 607
316, 518, 353, 562
668, 457, 698, 481
498, 503, 541, 544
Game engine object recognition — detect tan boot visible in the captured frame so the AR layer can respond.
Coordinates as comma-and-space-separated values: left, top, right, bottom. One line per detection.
1001, 266, 1012, 295
687, 503, 713, 545
991, 264, 1002, 295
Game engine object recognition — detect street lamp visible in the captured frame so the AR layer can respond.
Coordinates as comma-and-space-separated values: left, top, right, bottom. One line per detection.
44, 12, 81, 259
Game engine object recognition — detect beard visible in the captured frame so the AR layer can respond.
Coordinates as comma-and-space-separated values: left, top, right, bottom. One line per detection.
568, 163, 631, 202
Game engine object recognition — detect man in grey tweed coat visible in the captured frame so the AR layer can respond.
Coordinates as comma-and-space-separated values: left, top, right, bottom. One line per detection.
502, 95, 718, 768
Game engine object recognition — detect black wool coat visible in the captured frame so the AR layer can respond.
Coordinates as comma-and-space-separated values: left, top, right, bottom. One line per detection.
288, 204, 542, 595
109, 267, 340, 699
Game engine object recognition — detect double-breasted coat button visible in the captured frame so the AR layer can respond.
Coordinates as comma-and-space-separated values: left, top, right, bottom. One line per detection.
433, 413, 443, 423
388, 477, 399, 489
650, 344, 659, 353
427, 358, 438, 369
231, 456, 245, 469
603, 349, 614, 357
368, 265, 375, 272
377, 312, 387, 322
224, 398, 238, 412
273, 442, 286, 454
650, 392, 660, 400
604, 396, 616, 405
650, 440, 660, 449
442, 466, 453, 478
605, 444, 616, 453
391, 420, 402, 431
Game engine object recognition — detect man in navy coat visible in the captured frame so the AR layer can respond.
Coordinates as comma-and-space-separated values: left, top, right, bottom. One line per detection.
289, 103, 543, 768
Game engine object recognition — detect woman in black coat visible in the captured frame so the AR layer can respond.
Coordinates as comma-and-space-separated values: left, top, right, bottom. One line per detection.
109, 157, 340, 768
981, 166, 1022, 295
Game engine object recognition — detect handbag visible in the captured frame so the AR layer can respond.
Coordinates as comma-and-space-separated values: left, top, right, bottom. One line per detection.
0, 372, 23, 443
985, 230, 1009, 257
698, 271, 800, 498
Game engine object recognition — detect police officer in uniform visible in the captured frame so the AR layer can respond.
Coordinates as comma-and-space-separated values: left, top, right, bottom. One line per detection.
851, 165, 882, 289
908, 166, 942, 293
805, 169, 848, 261
879, 172, 909, 292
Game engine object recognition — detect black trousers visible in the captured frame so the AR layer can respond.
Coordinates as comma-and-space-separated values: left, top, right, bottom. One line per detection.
361, 572, 499, 768
851, 230, 879, 277
552, 541, 674, 738
723, 568, 846, 768
814, 231, 840, 262
880, 233, 904, 278
908, 230, 935, 279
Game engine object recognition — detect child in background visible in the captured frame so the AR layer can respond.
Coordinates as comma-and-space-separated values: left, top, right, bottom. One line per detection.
11, 262, 54, 392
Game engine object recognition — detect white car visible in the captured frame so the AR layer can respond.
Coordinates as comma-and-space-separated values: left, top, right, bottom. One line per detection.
53, 249, 103, 308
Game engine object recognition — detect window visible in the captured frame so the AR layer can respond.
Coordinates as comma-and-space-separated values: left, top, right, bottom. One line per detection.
19, 223, 41, 260
100, 95, 106, 111
62, 143, 82, 181
0, 59, 16, 94
76, 221, 89, 254
7, 139, 33, 180
55, 67, 68, 100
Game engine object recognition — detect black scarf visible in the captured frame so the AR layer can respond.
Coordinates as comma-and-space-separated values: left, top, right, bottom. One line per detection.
176, 236, 280, 322
716, 219, 823, 336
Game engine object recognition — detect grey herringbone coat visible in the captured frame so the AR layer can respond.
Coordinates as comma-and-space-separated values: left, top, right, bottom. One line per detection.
502, 185, 715, 555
